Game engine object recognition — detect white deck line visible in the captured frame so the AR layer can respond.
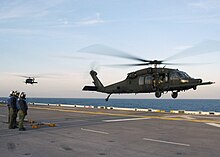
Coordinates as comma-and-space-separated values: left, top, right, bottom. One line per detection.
143, 138, 190, 147
31, 103, 220, 115
206, 123, 220, 128
81, 128, 109, 135
164, 115, 195, 120
103, 118, 151, 122
0, 114, 6, 117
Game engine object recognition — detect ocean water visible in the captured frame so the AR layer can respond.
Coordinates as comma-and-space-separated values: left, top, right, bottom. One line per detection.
1, 97, 220, 112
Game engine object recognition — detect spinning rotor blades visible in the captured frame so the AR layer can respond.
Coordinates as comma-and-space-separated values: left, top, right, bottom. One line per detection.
164, 40, 220, 61
78, 44, 151, 63
79, 40, 219, 67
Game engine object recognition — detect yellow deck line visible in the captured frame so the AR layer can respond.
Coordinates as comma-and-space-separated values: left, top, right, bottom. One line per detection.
30, 106, 220, 124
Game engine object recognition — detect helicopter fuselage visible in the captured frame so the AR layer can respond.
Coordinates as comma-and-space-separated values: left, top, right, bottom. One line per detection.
83, 68, 214, 100
25, 78, 38, 84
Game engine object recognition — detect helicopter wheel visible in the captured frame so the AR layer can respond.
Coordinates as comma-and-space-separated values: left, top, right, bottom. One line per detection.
155, 91, 162, 98
171, 92, 178, 99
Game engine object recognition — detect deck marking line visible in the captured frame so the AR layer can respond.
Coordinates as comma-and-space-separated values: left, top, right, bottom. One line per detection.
81, 128, 109, 135
143, 138, 190, 147
0, 133, 20, 137
165, 115, 195, 120
103, 117, 150, 122
0, 114, 6, 117
206, 123, 220, 128
30, 106, 220, 124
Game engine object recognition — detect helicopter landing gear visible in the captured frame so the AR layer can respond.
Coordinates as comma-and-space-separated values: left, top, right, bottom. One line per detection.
171, 92, 178, 99
155, 91, 162, 98
105, 94, 112, 101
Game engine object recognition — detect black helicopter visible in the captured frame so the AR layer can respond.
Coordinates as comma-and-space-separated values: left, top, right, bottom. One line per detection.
81, 41, 217, 101
25, 77, 38, 84
17, 75, 38, 85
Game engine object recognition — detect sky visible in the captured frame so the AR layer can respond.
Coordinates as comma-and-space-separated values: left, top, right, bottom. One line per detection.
0, 0, 220, 99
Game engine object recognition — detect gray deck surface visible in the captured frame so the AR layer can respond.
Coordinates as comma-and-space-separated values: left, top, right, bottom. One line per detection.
0, 104, 219, 157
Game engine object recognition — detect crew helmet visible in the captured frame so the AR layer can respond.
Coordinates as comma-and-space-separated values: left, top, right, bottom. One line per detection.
9, 91, 14, 96
14, 91, 20, 97
19, 92, 26, 99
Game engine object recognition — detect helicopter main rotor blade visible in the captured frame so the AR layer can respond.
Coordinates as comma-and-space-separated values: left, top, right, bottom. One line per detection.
164, 62, 214, 66
103, 63, 150, 67
78, 44, 151, 63
164, 40, 220, 61
15, 75, 30, 78
104, 62, 212, 68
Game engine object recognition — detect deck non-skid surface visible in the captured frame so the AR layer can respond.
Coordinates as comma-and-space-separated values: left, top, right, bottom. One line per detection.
0, 105, 219, 157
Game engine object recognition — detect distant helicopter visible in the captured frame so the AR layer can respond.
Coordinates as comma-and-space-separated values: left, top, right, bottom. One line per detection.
80, 41, 217, 101
15, 73, 61, 85
17, 75, 38, 85
24, 77, 38, 84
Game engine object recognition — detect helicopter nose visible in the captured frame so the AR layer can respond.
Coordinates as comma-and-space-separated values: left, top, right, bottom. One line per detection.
190, 78, 202, 84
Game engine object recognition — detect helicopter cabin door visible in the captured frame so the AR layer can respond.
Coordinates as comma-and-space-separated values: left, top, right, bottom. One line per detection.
169, 71, 180, 85
145, 75, 154, 92
138, 75, 153, 92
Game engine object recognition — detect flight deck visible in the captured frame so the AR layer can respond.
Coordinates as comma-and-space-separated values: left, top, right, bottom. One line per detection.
0, 104, 219, 157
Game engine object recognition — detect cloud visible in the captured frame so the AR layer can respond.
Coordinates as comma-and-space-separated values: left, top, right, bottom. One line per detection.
137, 13, 220, 24
188, 0, 220, 10
176, 14, 220, 24
53, 13, 106, 28
75, 13, 105, 26
173, 45, 193, 51
0, 0, 64, 20
0, 27, 76, 38
0, 28, 40, 35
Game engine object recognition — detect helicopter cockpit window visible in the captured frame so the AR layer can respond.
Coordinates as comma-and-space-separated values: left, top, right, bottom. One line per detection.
139, 76, 145, 85
170, 71, 180, 81
177, 71, 191, 79
145, 76, 152, 85
128, 72, 137, 79
170, 71, 191, 81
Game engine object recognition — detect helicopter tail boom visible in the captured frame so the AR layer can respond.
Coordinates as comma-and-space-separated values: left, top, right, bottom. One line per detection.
83, 70, 105, 92
82, 86, 97, 91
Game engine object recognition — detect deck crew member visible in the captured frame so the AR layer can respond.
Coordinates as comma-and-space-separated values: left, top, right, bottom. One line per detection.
17, 92, 28, 131
7, 91, 14, 124
8, 91, 17, 129
14, 91, 20, 127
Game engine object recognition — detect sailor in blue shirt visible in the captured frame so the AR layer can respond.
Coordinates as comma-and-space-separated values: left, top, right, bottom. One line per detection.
8, 91, 18, 129
7, 91, 14, 124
